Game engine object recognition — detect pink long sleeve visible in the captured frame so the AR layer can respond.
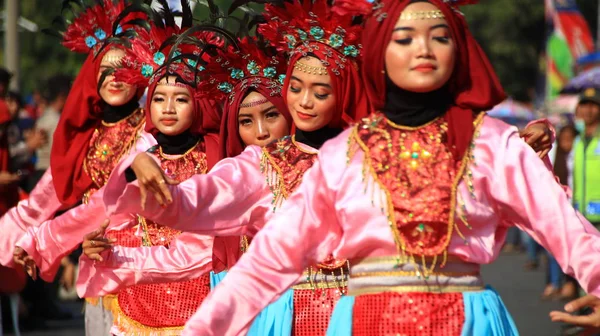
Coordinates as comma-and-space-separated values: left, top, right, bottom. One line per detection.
76, 231, 213, 297
12, 132, 157, 277
0, 169, 62, 267
183, 158, 343, 336
103, 146, 272, 237
485, 120, 600, 296
15, 189, 134, 282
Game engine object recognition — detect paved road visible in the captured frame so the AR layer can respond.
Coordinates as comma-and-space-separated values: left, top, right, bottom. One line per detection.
4, 253, 578, 335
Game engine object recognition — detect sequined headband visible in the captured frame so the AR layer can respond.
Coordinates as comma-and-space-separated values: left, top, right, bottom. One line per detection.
293, 61, 328, 76
156, 82, 189, 88
102, 54, 124, 66
239, 98, 270, 108
399, 10, 445, 20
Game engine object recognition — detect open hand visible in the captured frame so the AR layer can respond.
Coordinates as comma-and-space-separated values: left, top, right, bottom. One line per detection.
550, 295, 600, 335
82, 219, 116, 262
131, 152, 177, 210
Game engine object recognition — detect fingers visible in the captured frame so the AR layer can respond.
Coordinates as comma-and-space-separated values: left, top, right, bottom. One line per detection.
140, 184, 147, 211
565, 295, 600, 313
525, 132, 543, 147
549, 311, 598, 327
23, 257, 37, 280
13, 247, 26, 265
82, 237, 114, 250
538, 148, 550, 159
100, 218, 110, 231
156, 178, 173, 204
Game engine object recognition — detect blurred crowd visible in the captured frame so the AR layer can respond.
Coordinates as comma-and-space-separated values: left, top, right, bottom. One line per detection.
504, 88, 600, 304
0, 66, 78, 332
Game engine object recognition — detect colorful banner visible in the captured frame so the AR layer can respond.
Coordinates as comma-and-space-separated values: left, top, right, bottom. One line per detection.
545, 0, 594, 99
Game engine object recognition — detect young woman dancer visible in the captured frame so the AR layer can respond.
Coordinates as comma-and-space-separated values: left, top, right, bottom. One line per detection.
154, 1, 600, 335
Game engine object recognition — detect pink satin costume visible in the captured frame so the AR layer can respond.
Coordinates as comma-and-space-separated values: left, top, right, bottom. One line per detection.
169, 115, 600, 335
101, 135, 348, 334
0, 109, 147, 268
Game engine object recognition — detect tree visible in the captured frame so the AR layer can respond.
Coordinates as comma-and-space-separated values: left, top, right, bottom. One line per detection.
462, 0, 545, 102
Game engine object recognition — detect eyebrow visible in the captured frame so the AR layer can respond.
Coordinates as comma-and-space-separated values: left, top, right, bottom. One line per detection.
238, 105, 276, 118
290, 76, 332, 89
153, 91, 191, 97
394, 23, 450, 32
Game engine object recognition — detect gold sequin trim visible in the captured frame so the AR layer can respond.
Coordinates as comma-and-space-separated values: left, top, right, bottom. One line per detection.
110, 297, 184, 335
348, 284, 484, 296
400, 10, 445, 21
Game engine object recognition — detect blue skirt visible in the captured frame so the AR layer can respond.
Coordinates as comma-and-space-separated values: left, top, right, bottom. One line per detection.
210, 271, 295, 336
327, 286, 519, 336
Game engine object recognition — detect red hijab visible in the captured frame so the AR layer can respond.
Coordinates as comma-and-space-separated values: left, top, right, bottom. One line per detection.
51, 50, 145, 206
284, 42, 370, 130
144, 72, 222, 169
50, 52, 103, 206
0, 99, 19, 215
361, 0, 506, 159
219, 78, 292, 159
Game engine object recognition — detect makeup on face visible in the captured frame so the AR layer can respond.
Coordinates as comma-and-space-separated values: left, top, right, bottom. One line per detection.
286, 56, 336, 132
97, 49, 138, 106
150, 77, 195, 136
384, 2, 456, 93
238, 91, 289, 147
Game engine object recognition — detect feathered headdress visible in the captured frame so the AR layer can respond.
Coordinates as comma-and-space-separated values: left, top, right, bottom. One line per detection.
193, 36, 287, 105
110, 0, 199, 87
257, 0, 366, 61
44, 0, 151, 55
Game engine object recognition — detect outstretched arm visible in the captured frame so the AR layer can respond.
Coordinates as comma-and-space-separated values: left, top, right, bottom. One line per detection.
103, 146, 272, 236
183, 157, 343, 336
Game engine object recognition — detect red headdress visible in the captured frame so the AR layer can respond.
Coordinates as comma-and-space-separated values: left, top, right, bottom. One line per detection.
113, 5, 227, 169
358, 0, 505, 160
191, 35, 291, 158
48, 0, 149, 206
258, 0, 371, 128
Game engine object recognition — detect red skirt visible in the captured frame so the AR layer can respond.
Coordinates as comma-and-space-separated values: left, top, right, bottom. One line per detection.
352, 292, 465, 336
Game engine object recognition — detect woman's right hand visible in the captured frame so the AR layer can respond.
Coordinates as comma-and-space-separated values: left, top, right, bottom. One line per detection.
13, 246, 37, 280
131, 152, 177, 210
82, 220, 116, 262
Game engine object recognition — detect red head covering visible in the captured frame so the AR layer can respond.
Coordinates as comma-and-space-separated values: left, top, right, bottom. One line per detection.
360, 0, 505, 159
0, 100, 19, 215
282, 43, 369, 129
258, 0, 371, 128
220, 79, 292, 158
142, 68, 222, 169
50, 0, 147, 206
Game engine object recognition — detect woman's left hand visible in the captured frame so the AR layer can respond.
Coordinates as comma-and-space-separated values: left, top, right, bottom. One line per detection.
550, 295, 600, 335
520, 122, 553, 159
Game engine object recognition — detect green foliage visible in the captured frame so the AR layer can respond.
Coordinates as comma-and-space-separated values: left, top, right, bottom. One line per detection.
1, 0, 86, 95
462, 0, 545, 101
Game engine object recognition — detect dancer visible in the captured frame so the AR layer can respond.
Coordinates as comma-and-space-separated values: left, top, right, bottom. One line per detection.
3, 1, 150, 334
13, 2, 224, 334
154, 1, 600, 335
100, 1, 369, 334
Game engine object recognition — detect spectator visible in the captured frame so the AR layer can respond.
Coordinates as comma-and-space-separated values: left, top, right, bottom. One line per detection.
30, 75, 71, 189
5, 91, 46, 174
571, 88, 600, 228
542, 125, 578, 300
